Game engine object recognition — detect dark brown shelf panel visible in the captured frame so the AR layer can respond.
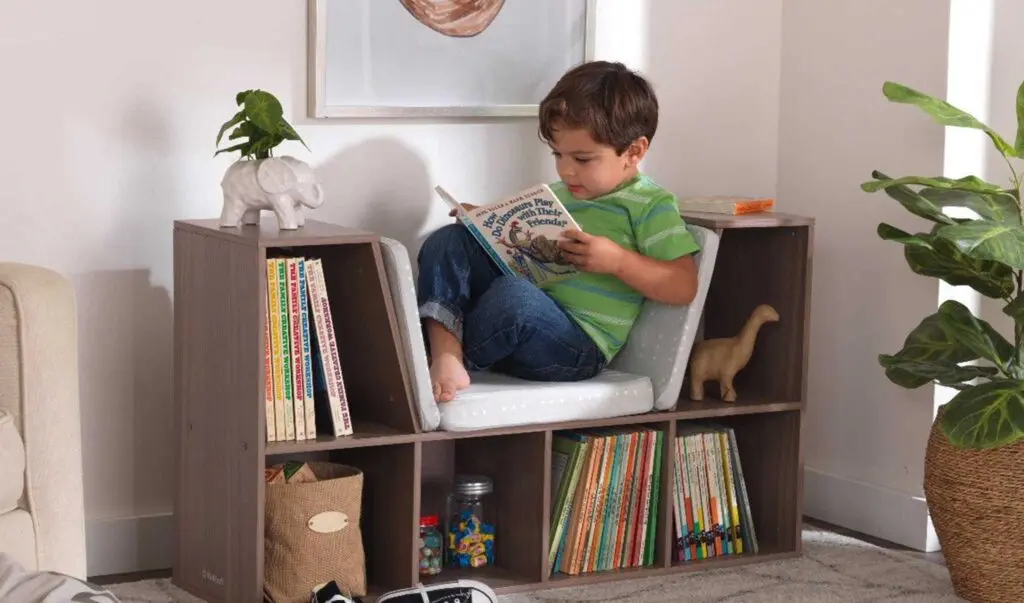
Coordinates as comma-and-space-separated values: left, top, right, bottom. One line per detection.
262, 399, 804, 454
681, 211, 815, 230
672, 398, 802, 418
175, 218, 378, 247
263, 420, 416, 454
542, 550, 799, 590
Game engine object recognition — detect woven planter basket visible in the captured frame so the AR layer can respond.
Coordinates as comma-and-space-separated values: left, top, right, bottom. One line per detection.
923, 409, 1024, 603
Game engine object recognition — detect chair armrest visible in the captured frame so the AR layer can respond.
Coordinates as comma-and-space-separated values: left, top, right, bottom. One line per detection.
0, 263, 87, 578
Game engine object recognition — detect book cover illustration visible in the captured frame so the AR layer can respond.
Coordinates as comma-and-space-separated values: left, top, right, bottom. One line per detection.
435, 184, 583, 286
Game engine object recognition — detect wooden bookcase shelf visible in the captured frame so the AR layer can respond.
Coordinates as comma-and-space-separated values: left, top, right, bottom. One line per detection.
172, 212, 813, 602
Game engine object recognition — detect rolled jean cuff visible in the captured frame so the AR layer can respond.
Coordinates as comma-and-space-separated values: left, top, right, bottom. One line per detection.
419, 301, 463, 342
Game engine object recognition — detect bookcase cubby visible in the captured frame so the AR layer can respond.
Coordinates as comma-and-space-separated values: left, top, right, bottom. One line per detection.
172, 212, 813, 602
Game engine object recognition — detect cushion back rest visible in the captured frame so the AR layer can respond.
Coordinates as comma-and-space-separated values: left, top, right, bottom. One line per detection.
378, 239, 442, 431
607, 225, 720, 410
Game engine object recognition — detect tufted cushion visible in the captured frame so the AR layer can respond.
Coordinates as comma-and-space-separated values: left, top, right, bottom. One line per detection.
438, 369, 653, 432
607, 225, 720, 409
379, 239, 441, 431
0, 409, 25, 515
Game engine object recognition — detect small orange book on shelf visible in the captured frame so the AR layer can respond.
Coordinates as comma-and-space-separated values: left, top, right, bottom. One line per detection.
678, 196, 774, 215
264, 256, 354, 443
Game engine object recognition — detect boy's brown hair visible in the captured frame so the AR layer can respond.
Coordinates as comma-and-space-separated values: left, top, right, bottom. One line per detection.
538, 60, 659, 155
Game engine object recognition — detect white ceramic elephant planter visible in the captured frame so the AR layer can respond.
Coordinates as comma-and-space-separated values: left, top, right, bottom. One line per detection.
219, 156, 324, 230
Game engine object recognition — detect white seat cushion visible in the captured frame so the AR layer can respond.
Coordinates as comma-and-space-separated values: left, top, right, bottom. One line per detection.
439, 369, 654, 432
0, 409, 25, 514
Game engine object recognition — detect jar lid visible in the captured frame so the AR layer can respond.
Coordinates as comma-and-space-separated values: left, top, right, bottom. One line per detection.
420, 514, 438, 527
452, 474, 493, 496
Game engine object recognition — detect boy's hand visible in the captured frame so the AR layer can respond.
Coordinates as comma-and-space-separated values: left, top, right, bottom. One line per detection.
448, 203, 478, 220
558, 229, 625, 274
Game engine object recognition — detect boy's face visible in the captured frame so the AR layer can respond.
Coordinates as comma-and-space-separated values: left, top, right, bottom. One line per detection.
548, 126, 647, 200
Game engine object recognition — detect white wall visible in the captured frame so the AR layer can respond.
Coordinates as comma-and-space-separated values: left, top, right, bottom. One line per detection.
0, 0, 782, 575
977, 0, 1024, 339
777, 0, 951, 551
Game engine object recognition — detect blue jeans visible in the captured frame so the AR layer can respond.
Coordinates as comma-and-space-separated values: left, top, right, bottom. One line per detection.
417, 224, 605, 381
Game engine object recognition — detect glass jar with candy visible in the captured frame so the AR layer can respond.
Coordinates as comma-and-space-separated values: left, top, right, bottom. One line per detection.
445, 474, 495, 569
418, 515, 443, 576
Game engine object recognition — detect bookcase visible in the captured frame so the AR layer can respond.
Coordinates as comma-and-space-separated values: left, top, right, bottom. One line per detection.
172, 211, 813, 602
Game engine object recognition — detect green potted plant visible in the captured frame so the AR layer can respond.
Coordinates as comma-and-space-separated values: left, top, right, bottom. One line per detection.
214, 89, 322, 230
862, 81, 1024, 603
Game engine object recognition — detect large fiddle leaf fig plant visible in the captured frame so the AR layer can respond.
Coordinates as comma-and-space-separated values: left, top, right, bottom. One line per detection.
862, 81, 1024, 450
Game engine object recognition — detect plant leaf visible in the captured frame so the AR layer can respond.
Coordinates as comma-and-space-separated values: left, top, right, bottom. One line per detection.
1004, 296, 1024, 323
278, 118, 310, 151
236, 89, 255, 106
937, 300, 1014, 370
876, 223, 932, 247
877, 223, 1015, 298
228, 122, 257, 141
939, 379, 1024, 448
213, 141, 249, 157
880, 312, 982, 389
863, 171, 955, 224
934, 221, 1024, 269
216, 110, 245, 146
879, 355, 998, 388
919, 188, 1021, 225
243, 90, 283, 135
883, 81, 1018, 159
861, 173, 1004, 194
1016, 81, 1024, 156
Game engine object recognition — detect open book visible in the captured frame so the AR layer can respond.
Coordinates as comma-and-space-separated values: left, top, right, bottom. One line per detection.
435, 183, 583, 286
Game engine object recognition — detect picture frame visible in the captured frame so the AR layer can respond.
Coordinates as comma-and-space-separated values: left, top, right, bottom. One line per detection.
307, 0, 597, 119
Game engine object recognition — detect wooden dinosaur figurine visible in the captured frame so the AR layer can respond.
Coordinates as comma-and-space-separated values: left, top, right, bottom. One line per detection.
689, 304, 779, 402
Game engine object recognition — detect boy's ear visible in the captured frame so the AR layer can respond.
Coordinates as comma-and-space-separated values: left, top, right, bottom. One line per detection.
623, 136, 649, 167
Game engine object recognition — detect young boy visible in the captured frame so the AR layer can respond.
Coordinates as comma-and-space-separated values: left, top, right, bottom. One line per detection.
418, 60, 701, 402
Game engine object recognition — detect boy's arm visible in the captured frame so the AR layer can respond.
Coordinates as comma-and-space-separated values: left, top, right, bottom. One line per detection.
615, 249, 697, 305
558, 231, 698, 305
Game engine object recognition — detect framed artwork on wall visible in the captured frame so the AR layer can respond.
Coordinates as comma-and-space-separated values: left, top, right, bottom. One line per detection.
307, 0, 597, 118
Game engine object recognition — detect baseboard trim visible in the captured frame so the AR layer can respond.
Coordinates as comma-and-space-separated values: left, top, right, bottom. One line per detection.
803, 467, 940, 552
86, 513, 173, 578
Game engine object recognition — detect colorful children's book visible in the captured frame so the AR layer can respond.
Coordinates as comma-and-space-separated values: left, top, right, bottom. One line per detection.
434, 183, 583, 286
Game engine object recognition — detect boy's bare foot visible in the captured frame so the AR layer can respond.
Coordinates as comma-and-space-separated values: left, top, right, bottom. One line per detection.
430, 352, 470, 402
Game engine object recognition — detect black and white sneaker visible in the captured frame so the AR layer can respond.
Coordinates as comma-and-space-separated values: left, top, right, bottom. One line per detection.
376, 579, 497, 603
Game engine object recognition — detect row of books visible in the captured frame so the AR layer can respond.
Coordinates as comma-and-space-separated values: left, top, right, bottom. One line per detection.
548, 427, 664, 576
672, 423, 758, 561
263, 256, 353, 442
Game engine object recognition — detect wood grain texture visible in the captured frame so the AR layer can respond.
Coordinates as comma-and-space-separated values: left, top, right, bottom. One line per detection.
680, 211, 815, 230
727, 411, 802, 554
656, 421, 677, 568
328, 444, 420, 592
455, 433, 548, 583
694, 227, 809, 403
175, 218, 377, 247
172, 226, 262, 603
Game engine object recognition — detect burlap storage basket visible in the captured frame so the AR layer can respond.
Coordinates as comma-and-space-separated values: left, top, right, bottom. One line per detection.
923, 409, 1024, 603
264, 462, 366, 603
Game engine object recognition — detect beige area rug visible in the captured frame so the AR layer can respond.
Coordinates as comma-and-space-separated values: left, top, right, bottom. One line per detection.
107, 526, 963, 602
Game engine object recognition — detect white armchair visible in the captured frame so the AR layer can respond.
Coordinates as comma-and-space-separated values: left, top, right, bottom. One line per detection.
0, 263, 87, 579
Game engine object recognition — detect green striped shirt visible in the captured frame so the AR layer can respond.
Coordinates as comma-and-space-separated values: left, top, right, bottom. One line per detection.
543, 174, 700, 361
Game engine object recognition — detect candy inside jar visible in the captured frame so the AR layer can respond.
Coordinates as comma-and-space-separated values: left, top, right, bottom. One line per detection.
418, 515, 443, 576
445, 475, 495, 569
